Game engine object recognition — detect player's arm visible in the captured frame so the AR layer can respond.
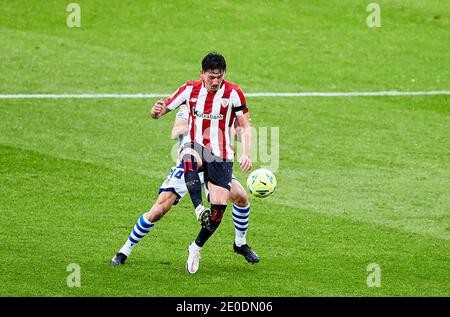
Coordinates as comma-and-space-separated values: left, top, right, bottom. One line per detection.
150, 83, 188, 120
236, 113, 252, 172
150, 99, 169, 119
171, 118, 188, 139
232, 87, 252, 172
171, 104, 189, 139
233, 115, 252, 143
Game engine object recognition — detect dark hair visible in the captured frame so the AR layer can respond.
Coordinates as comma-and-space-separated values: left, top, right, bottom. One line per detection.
202, 52, 226, 73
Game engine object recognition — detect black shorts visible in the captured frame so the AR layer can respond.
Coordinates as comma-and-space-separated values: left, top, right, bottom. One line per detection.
181, 142, 233, 191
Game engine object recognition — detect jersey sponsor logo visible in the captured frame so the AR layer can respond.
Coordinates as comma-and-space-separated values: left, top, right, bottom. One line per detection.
193, 108, 224, 120
221, 98, 229, 108
190, 97, 198, 103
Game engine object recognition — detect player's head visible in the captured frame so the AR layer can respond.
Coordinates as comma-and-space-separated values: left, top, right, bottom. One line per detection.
201, 52, 226, 92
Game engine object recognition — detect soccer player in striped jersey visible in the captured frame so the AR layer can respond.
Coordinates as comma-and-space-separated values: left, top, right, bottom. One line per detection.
111, 104, 259, 267
149, 52, 253, 273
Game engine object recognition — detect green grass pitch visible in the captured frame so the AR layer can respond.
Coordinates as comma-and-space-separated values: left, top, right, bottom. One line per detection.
0, 1, 449, 296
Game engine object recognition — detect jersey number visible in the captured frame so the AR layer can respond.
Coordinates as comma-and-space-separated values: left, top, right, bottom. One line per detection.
169, 169, 184, 180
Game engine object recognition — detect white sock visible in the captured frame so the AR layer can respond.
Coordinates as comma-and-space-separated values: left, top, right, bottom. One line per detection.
190, 241, 203, 251
119, 239, 135, 257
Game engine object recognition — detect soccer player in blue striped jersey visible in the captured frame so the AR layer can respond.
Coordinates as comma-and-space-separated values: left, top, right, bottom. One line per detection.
111, 104, 259, 268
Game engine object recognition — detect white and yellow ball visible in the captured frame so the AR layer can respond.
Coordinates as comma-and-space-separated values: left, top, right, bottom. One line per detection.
246, 168, 277, 198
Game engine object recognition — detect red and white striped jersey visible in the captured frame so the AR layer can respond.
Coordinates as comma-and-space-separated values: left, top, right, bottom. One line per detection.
165, 80, 248, 160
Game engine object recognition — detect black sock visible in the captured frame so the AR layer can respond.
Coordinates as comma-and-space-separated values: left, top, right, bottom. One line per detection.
195, 204, 227, 247
182, 154, 203, 208
194, 227, 213, 247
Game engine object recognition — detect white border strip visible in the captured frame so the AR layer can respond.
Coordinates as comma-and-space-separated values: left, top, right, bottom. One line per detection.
0, 91, 449, 99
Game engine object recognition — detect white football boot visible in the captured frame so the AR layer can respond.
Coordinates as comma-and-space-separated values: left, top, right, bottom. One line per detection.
195, 204, 211, 226
185, 242, 202, 274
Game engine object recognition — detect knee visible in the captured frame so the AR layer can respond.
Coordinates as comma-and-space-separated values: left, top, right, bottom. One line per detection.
232, 193, 248, 207
231, 189, 249, 207
181, 150, 201, 171
211, 191, 229, 205
147, 203, 171, 222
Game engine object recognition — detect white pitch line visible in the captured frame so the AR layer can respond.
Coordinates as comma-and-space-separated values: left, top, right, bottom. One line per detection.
0, 91, 449, 99
0, 93, 163, 99
248, 91, 450, 97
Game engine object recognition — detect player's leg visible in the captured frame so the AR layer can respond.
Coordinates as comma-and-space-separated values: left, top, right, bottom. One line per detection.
186, 160, 232, 274
229, 179, 260, 263
112, 163, 189, 265
180, 143, 210, 220
111, 191, 178, 265
193, 182, 229, 245
146, 191, 178, 222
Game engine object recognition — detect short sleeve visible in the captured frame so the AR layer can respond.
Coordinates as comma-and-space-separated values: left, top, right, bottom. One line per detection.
231, 87, 248, 116
165, 83, 188, 111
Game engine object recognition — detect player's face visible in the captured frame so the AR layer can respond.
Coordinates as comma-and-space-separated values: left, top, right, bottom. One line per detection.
201, 69, 224, 92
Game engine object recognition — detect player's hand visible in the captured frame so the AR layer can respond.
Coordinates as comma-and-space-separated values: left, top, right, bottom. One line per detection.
239, 155, 252, 172
150, 99, 166, 119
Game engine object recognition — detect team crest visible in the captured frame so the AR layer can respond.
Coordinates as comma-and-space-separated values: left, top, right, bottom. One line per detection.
221, 98, 229, 108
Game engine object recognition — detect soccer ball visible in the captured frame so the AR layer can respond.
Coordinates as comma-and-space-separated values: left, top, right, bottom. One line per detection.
247, 168, 277, 198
